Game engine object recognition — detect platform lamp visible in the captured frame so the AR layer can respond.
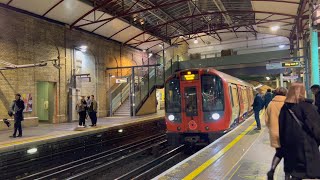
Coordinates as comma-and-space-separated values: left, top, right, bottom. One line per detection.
108, 73, 115, 117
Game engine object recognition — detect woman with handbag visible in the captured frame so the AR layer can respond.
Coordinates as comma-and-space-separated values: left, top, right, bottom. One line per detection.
265, 87, 288, 180
279, 83, 320, 180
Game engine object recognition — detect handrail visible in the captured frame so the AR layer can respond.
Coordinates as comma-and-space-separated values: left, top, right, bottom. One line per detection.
111, 82, 130, 114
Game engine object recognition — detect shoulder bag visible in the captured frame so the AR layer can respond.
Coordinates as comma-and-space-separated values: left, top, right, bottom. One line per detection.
285, 104, 320, 145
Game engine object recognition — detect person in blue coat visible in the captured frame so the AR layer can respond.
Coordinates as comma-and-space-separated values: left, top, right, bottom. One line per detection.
264, 89, 273, 109
252, 90, 264, 130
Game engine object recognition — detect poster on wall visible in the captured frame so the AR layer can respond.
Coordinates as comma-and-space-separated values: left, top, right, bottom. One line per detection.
21, 94, 32, 112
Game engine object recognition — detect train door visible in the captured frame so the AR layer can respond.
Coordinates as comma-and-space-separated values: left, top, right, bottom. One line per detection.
181, 82, 201, 132
230, 84, 240, 124
237, 85, 245, 122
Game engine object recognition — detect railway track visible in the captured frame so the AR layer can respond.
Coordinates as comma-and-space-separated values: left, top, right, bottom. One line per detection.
19, 133, 167, 180
115, 145, 185, 180
1, 120, 165, 180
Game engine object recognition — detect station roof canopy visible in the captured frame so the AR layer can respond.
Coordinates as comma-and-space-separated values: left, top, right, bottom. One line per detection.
0, 0, 307, 52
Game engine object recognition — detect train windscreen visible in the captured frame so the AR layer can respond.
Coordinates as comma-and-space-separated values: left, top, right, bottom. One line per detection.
201, 74, 224, 111
184, 86, 198, 117
165, 78, 181, 113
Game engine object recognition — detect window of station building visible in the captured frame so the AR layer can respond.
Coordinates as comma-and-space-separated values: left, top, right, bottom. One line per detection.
165, 78, 181, 113
201, 74, 224, 111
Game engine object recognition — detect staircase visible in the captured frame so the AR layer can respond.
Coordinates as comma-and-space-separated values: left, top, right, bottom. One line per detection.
113, 98, 130, 116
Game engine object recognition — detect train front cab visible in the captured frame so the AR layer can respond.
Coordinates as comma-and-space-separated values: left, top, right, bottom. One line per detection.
165, 69, 233, 145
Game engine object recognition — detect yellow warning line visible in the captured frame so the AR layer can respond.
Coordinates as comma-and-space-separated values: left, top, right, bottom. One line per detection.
182, 122, 256, 180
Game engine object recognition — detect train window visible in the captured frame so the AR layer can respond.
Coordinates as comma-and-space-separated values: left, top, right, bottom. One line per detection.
165, 78, 181, 113
232, 86, 239, 107
201, 74, 224, 111
229, 86, 234, 107
184, 86, 198, 117
242, 87, 248, 104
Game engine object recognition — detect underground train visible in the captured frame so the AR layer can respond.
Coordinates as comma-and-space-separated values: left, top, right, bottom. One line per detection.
165, 68, 255, 145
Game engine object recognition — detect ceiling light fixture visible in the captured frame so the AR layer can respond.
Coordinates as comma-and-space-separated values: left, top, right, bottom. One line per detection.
270, 26, 280, 31
79, 45, 87, 52
194, 38, 198, 44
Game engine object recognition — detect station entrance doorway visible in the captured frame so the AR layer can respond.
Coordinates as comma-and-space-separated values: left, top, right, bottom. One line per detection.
37, 82, 56, 123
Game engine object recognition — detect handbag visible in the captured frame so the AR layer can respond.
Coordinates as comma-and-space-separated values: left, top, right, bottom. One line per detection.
3, 119, 11, 127
285, 104, 320, 145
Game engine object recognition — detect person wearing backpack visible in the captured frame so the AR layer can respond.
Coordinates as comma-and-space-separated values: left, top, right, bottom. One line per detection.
279, 83, 320, 180
9, 93, 25, 138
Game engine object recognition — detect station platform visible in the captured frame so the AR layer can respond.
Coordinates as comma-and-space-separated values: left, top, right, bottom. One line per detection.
0, 111, 164, 153
155, 113, 286, 180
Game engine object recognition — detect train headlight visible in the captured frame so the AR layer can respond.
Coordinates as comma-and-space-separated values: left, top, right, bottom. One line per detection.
211, 113, 220, 120
168, 115, 175, 121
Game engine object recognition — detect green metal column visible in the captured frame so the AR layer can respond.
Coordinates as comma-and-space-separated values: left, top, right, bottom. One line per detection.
310, 27, 319, 85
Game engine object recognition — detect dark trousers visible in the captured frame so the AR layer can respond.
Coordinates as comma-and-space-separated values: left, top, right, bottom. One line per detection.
79, 111, 86, 126
13, 120, 22, 136
254, 110, 261, 128
89, 112, 97, 125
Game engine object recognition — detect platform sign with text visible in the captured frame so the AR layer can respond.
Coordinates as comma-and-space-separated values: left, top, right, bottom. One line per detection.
281, 61, 301, 68
116, 78, 128, 83
283, 75, 299, 80
266, 61, 301, 70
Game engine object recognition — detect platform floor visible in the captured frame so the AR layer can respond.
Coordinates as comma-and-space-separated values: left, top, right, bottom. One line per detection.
155, 112, 285, 180
0, 111, 164, 152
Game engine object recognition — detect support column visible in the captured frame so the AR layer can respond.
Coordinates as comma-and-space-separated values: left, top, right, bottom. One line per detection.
310, 27, 319, 85
276, 77, 280, 88
280, 73, 284, 87
131, 67, 136, 117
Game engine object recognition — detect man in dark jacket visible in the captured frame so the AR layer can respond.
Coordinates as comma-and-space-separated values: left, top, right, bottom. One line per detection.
9, 93, 25, 138
311, 84, 320, 113
252, 91, 264, 130
264, 89, 273, 108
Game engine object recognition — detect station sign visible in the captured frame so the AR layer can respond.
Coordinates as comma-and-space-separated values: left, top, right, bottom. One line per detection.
266, 62, 282, 70
116, 78, 127, 83
281, 61, 301, 68
283, 75, 299, 80
266, 61, 301, 70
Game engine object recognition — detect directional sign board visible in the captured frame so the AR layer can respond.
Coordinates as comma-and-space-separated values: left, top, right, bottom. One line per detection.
266, 62, 282, 70
281, 61, 301, 68
283, 75, 299, 80
266, 61, 302, 70
116, 78, 127, 83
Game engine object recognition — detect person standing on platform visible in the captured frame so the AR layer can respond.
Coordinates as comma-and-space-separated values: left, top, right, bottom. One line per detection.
88, 95, 98, 126
252, 90, 264, 130
265, 87, 287, 179
76, 96, 87, 127
279, 83, 320, 180
264, 89, 273, 109
310, 84, 320, 113
9, 93, 25, 138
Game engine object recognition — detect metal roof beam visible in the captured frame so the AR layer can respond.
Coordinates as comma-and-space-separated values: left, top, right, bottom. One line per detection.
189, 0, 222, 41
75, 0, 191, 28
251, 0, 300, 4
133, 0, 191, 35
70, 0, 113, 28
124, 11, 296, 44
210, 0, 238, 37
